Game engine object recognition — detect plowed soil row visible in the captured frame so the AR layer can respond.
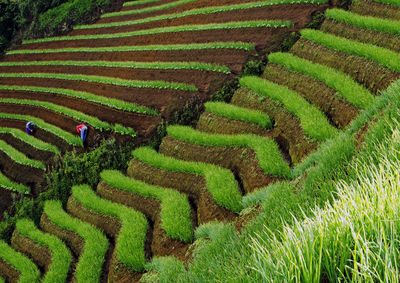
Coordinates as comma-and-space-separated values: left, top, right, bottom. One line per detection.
72, 4, 325, 35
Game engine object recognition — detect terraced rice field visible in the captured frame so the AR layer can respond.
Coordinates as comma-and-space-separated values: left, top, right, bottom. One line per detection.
1, 0, 400, 281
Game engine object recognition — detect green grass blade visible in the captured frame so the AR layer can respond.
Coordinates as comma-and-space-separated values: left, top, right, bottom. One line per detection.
240, 76, 339, 141
0, 140, 45, 170
0, 170, 30, 194
123, 0, 162, 7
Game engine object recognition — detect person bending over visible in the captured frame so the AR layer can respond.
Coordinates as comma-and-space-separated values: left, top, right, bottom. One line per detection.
26, 121, 35, 135
76, 124, 88, 144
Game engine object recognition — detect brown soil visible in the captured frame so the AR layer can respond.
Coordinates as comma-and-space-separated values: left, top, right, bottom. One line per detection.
72, 4, 325, 36
159, 135, 280, 193
0, 90, 162, 139
350, 0, 400, 21
0, 258, 20, 283
0, 133, 54, 162
96, 181, 191, 260
0, 188, 12, 220
18, 27, 294, 51
127, 158, 237, 223
197, 111, 269, 136
262, 63, 359, 129
4, 49, 251, 74
0, 65, 231, 94
290, 38, 400, 94
11, 230, 52, 276
0, 77, 196, 120
0, 119, 71, 153
231, 87, 318, 165
321, 19, 400, 53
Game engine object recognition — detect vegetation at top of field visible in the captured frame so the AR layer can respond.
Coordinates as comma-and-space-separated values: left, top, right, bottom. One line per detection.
240, 76, 339, 141
43, 200, 108, 283
124, 0, 162, 7
268, 52, 375, 108
15, 218, 71, 283
372, 0, 400, 6
205, 102, 272, 128
326, 8, 400, 36
71, 184, 148, 271
132, 146, 243, 213
0, 170, 30, 194
0, 73, 197, 92
103, 0, 199, 18
7, 41, 254, 55
0, 127, 60, 154
0, 60, 231, 74
0, 85, 159, 116
0, 112, 82, 146
0, 98, 136, 137
100, 170, 193, 242
23, 20, 292, 44
0, 240, 40, 283
77, 0, 328, 30
166, 125, 291, 178
0, 140, 45, 170
300, 29, 400, 73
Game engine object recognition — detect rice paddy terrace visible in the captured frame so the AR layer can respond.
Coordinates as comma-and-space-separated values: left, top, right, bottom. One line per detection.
1, 0, 400, 281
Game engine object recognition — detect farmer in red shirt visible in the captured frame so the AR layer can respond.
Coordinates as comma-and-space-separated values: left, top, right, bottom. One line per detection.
76, 124, 88, 144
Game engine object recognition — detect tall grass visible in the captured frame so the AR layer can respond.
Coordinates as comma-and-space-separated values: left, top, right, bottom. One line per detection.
240, 76, 339, 141
0, 60, 231, 74
103, 0, 199, 18
326, 8, 400, 36
7, 42, 254, 55
123, 0, 162, 7
301, 29, 400, 73
0, 73, 197, 92
0, 127, 60, 154
167, 125, 291, 178
43, 200, 108, 283
100, 170, 193, 242
15, 219, 71, 283
24, 20, 292, 44
0, 140, 45, 170
0, 85, 159, 116
205, 102, 272, 128
0, 98, 136, 137
0, 240, 40, 283
0, 112, 82, 146
132, 146, 243, 213
0, 170, 30, 194
251, 125, 400, 281
78, 0, 327, 29
71, 184, 147, 271
268, 52, 375, 108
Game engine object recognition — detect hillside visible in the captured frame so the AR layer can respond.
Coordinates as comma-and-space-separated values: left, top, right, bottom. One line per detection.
1, 0, 400, 282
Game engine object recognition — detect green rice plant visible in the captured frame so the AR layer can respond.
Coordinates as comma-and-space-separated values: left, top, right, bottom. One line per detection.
300, 29, 400, 73
142, 257, 186, 283
78, 0, 327, 29
0, 73, 197, 92
268, 52, 375, 108
0, 277, 4, 283
166, 125, 291, 178
43, 200, 108, 283
0, 112, 82, 146
0, 60, 231, 74
240, 76, 339, 141
0, 140, 45, 170
6, 42, 254, 55
0, 85, 159, 116
14, 219, 71, 283
0, 170, 30, 194
124, 0, 162, 7
0, 240, 40, 283
23, 20, 292, 44
373, 0, 400, 6
103, 0, 199, 18
205, 101, 272, 128
132, 146, 243, 212
0, 98, 136, 137
0, 127, 60, 154
71, 184, 147, 271
100, 170, 193, 242
326, 9, 400, 36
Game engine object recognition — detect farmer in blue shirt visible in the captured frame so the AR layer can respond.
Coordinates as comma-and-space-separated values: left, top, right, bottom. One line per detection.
26, 121, 35, 135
